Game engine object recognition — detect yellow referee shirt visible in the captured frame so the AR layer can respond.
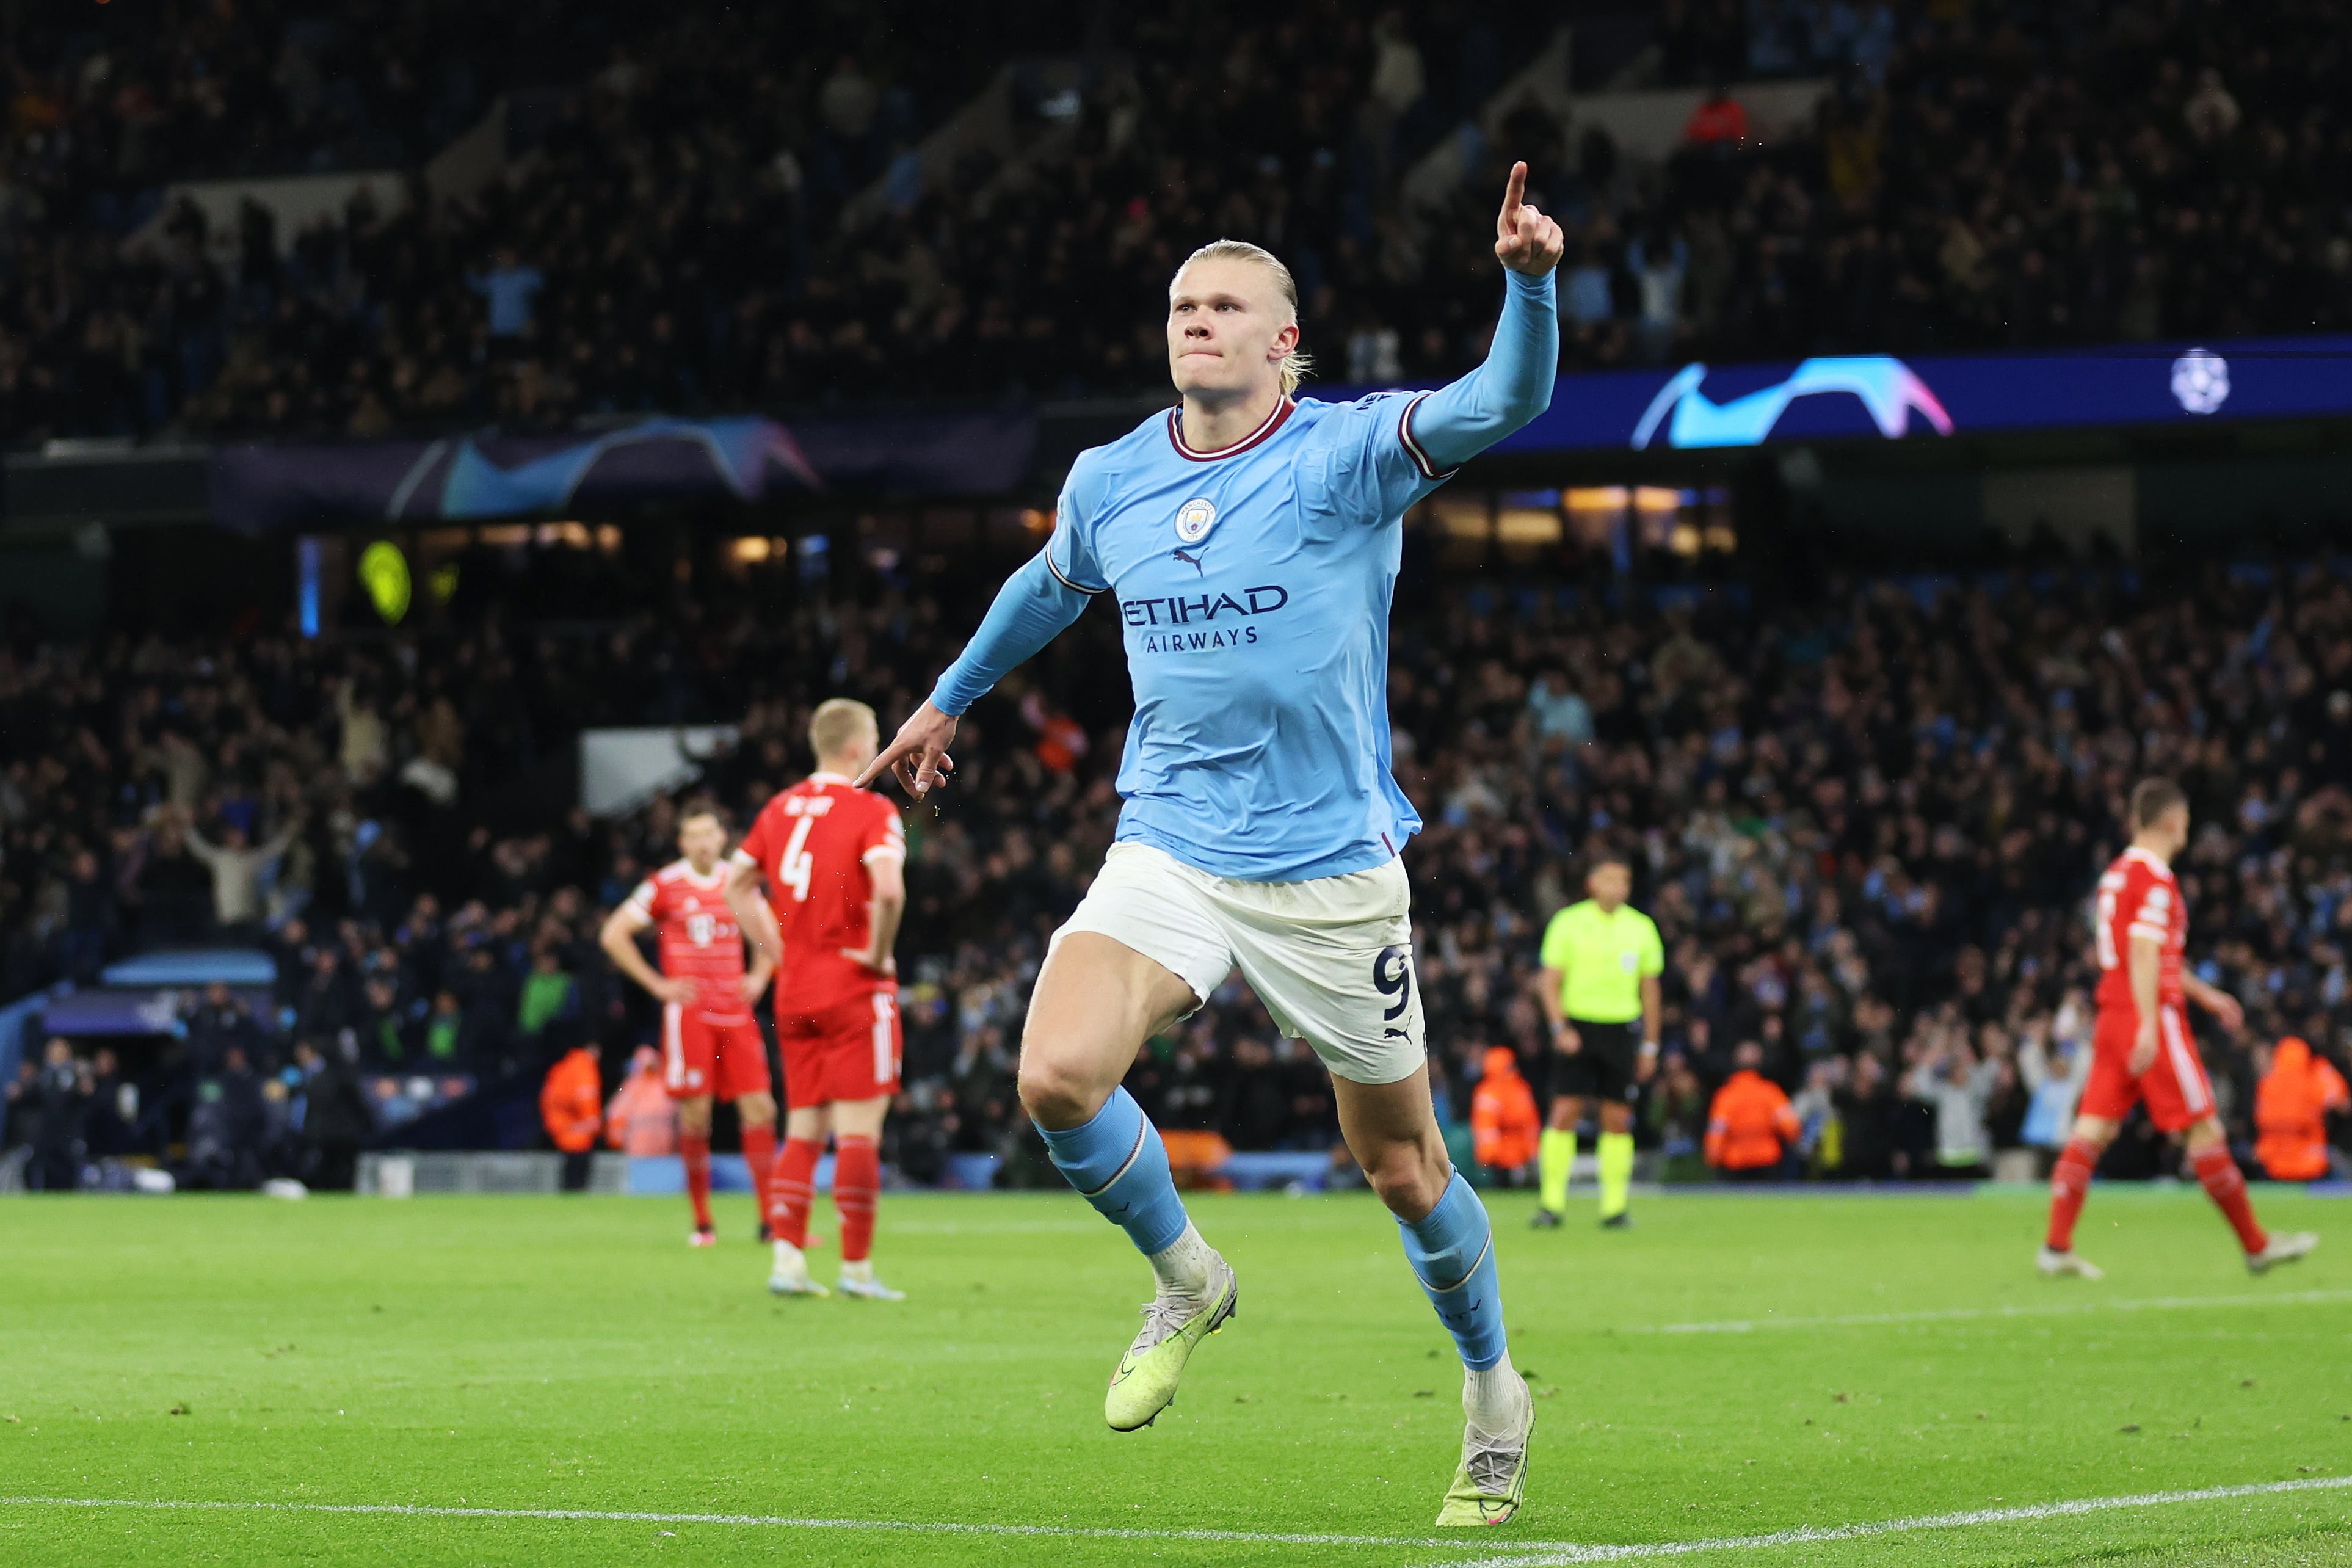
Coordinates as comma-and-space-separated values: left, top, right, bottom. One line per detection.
1539, 899, 1664, 1024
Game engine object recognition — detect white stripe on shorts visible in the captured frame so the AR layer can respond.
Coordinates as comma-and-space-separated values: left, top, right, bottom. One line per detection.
663, 1003, 685, 1090
2160, 1005, 2209, 1114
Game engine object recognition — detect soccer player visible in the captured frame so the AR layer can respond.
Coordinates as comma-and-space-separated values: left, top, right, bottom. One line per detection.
1532, 854, 1663, 1229
858, 164, 1563, 1526
727, 698, 909, 1301
2039, 778, 2317, 1278
600, 802, 778, 1244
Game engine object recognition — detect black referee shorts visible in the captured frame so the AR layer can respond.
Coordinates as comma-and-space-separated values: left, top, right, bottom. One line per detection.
1544, 1018, 1640, 1105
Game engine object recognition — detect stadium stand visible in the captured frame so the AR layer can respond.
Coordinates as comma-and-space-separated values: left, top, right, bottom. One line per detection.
9, 552, 2352, 1189
7, 0, 2349, 440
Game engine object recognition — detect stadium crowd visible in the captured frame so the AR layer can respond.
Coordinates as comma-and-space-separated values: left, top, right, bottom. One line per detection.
7, 0, 2350, 440
7, 545, 2352, 1189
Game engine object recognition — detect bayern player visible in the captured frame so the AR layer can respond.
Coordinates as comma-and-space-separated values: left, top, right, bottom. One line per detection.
600, 802, 779, 1244
727, 698, 909, 1301
2040, 778, 2317, 1277
858, 165, 1563, 1525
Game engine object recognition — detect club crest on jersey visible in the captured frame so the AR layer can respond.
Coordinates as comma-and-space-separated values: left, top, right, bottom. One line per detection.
1174, 497, 1218, 544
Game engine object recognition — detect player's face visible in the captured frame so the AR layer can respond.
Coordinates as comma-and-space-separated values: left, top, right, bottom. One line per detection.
1588, 863, 1631, 907
677, 815, 726, 869
1166, 258, 1297, 401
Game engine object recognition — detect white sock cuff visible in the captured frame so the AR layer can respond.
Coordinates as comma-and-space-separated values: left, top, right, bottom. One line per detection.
1148, 1221, 1216, 1298
1464, 1350, 1522, 1429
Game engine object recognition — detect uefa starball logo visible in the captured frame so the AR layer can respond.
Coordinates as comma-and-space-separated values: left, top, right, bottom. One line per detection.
2171, 348, 2229, 415
1630, 358, 1953, 449
1174, 498, 1218, 543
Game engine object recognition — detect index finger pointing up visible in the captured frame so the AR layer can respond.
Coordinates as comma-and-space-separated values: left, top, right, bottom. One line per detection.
1500, 161, 1527, 225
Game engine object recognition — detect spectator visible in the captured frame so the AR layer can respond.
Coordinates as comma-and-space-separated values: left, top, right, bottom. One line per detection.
604, 1045, 678, 1156
1832, 1050, 1898, 1181
1646, 1050, 1710, 1178
1904, 1037, 1997, 1180
1470, 1045, 1539, 1186
295, 1037, 374, 1191
58, 849, 112, 983
1682, 81, 1748, 146
186, 982, 264, 1075
182, 1044, 266, 1190
1705, 1040, 1798, 1180
1, 1057, 42, 1185
1526, 669, 1594, 748
1790, 1056, 1840, 1174
84, 1047, 142, 1158
2182, 68, 2241, 144
185, 808, 303, 937
540, 1042, 602, 1191
518, 948, 576, 1044
466, 248, 547, 343
2254, 1035, 2349, 1182
28, 1037, 92, 1191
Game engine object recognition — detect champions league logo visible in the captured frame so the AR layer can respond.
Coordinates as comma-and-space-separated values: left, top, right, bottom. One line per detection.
1174, 497, 1218, 543
1630, 357, 1955, 449
2170, 347, 2229, 415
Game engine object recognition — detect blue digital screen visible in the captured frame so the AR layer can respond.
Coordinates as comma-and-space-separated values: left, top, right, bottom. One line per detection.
1308, 335, 2352, 453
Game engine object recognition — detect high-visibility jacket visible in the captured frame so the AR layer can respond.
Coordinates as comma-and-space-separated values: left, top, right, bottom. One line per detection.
604, 1057, 677, 1156
2255, 1036, 2348, 1181
1471, 1047, 1541, 1170
540, 1047, 603, 1155
1705, 1069, 1799, 1172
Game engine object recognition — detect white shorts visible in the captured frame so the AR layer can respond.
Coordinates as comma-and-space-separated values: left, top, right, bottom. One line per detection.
1050, 841, 1426, 1085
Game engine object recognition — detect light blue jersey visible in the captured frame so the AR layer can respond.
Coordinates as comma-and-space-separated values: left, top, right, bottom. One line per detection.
933, 269, 1557, 882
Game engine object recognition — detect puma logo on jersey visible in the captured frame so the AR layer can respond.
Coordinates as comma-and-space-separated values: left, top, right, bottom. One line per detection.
1171, 545, 1208, 575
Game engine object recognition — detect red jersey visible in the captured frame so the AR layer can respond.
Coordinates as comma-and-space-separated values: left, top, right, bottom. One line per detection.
626, 859, 752, 1023
2093, 846, 2185, 1014
736, 772, 906, 1012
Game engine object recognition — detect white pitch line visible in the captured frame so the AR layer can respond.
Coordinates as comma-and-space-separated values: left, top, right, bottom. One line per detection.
1423, 1473, 2352, 1567
6, 1476, 2351, 1563
1636, 1287, 2352, 1335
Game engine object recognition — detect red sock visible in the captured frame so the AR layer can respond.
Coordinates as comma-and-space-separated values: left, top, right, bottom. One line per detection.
741, 1122, 777, 1227
2045, 1138, 2100, 1252
769, 1136, 822, 1249
680, 1134, 713, 1232
835, 1136, 880, 1265
2193, 1148, 2268, 1254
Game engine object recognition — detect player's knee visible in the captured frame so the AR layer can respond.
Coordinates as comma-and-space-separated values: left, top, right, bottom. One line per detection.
1364, 1144, 1448, 1221
1016, 1054, 1103, 1128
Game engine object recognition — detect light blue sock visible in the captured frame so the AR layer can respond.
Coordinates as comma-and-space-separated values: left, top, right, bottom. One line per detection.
1399, 1171, 1508, 1370
1036, 1087, 1190, 1257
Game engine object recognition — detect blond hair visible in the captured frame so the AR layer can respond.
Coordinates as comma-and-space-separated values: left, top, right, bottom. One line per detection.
809, 697, 877, 763
1170, 239, 1313, 395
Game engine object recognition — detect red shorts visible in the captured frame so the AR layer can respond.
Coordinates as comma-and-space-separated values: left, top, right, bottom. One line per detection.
662, 1005, 771, 1102
775, 985, 902, 1111
2082, 1003, 2215, 1133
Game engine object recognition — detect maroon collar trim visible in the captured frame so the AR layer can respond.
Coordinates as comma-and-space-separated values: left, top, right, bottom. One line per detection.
1167, 397, 1296, 462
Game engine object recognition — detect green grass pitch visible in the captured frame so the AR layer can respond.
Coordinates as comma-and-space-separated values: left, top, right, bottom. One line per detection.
3, 1186, 2350, 1566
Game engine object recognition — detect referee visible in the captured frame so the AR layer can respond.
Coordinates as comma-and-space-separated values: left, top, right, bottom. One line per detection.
1532, 853, 1663, 1229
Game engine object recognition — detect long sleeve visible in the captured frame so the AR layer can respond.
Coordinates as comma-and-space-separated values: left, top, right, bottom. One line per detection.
928, 551, 1094, 716
1407, 269, 1558, 472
